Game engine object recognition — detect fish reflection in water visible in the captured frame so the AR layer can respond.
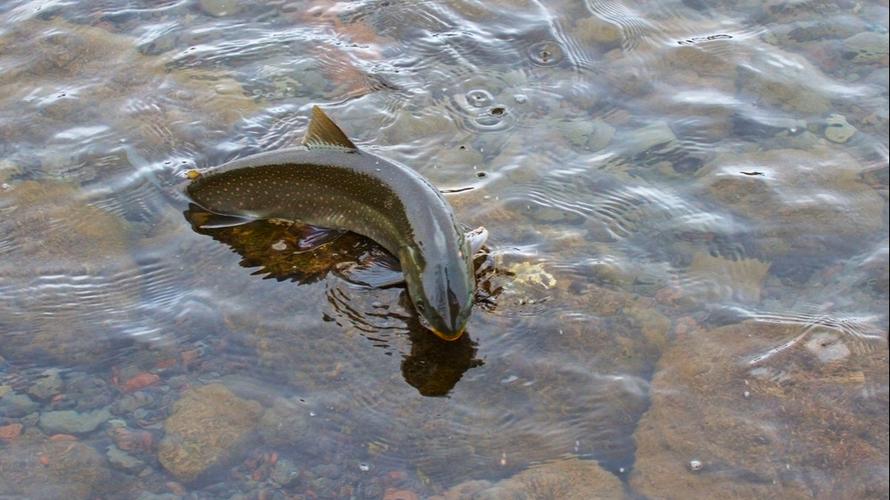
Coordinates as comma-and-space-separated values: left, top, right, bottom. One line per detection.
184, 205, 485, 396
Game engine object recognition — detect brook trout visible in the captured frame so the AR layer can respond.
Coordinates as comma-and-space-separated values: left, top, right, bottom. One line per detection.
187, 106, 486, 340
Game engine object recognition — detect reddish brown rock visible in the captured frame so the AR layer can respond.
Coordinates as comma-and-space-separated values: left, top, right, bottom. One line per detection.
122, 372, 160, 392
384, 488, 420, 500
631, 320, 889, 499
48, 434, 78, 442
438, 458, 625, 499
0, 422, 23, 441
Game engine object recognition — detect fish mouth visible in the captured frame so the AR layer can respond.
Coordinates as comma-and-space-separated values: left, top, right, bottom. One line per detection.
429, 326, 466, 342
417, 312, 466, 341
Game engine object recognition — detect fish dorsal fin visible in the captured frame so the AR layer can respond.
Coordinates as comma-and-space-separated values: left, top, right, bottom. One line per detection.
302, 106, 358, 152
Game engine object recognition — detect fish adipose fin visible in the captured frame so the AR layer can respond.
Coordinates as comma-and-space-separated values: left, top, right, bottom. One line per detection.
302, 106, 359, 152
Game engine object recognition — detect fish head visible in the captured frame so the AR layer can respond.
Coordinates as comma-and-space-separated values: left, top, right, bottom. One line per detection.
186, 168, 275, 219
400, 238, 475, 341
187, 171, 249, 216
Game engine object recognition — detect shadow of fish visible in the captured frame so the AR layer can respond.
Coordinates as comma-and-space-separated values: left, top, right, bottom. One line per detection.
186, 106, 487, 340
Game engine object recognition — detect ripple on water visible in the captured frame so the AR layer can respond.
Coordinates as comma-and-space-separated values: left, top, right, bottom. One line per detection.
444, 86, 516, 134
527, 40, 565, 66
743, 312, 887, 367
582, 0, 653, 51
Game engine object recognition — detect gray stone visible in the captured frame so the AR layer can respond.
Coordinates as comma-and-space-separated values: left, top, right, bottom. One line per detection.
0, 391, 39, 418
824, 114, 857, 143
624, 122, 677, 155
258, 397, 310, 446
39, 407, 111, 434
20, 412, 40, 427
0, 159, 22, 182
589, 119, 616, 150
106, 445, 145, 473
501, 69, 527, 87
65, 374, 114, 411
843, 31, 889, 63
559, 119, 595, 147
198, 0, 240, 17
113, 391, 153, 414
270, 458, 301, 486
27, 369, 63, 400
136, 493, 180, 500
559, 119, 615, 151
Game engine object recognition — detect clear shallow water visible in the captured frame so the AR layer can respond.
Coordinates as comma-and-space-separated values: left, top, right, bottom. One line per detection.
0, 0, 887, 498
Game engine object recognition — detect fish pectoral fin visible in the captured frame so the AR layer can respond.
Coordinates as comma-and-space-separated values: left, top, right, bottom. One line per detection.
466, 226, 489, 255
302, 106, 359, 152
195, 212, 257, 229
288, 224, 345, 251
334, 253, 404, 288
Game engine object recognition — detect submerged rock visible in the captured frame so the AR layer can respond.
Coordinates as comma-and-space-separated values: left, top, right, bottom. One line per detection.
700, 148, 885, 257
107, 444, 146, 473
0, 422, 23, 441
631, 320, 888, 499
0, 439, 113, 499
0, 180, 134, 365
737, 58, 830, 114
65, 374, 116, 411
270, 458, 301, 487
437, 458, 625, 499
505, 261, 557, 290
158, 383, 263, 482
803, 331, 851, 363
572, 16, 622, 46
684, 252, 771, 303
384, 110, 458, 145
258, 397, 311, 446
39, 407, 111, 435
0, 159, 21, 182
623, 122, 677, 155
27, 368, 64, 400
664, 45, 738, 78
199, 0, 241, 17
842, 31, 889, 63
0, 17, 260, 156
823, 113, 857, 143
778, 18, 864, 43
558, 119, 615, 151
0, 179, 129, 265
0, 391, 39, 418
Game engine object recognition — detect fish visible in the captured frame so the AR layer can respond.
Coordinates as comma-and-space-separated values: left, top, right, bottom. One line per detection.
186, 106, 487, 340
